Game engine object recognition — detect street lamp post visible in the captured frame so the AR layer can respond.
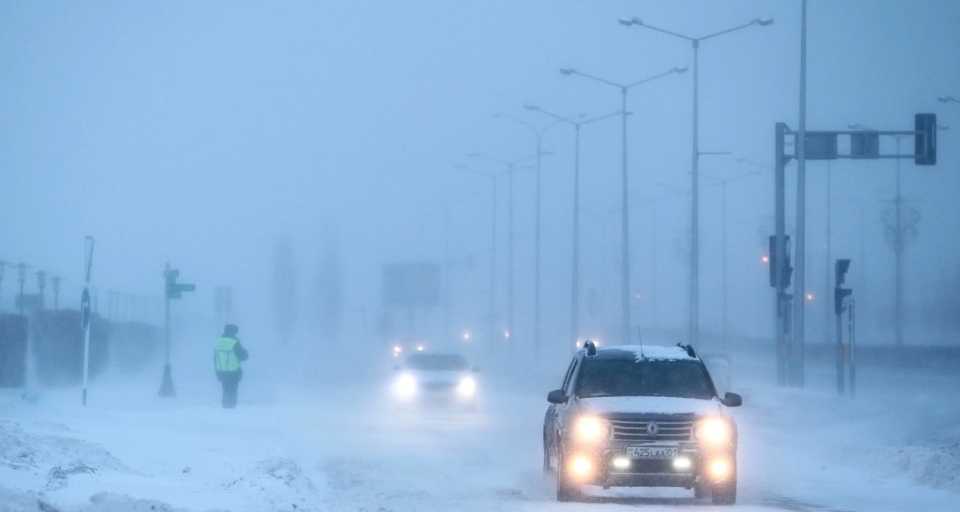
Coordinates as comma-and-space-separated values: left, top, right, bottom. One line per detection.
467, 152, 538, 345
702, 170, 761, 344
523, 104, 622, 350
491, 114, 564, 358
52, 275, 61, 310
560, 66, 687, 345
619, 15, 773, 346
455, 164, 507, 345
17, 263, 27, 315
0, 261, 11, 312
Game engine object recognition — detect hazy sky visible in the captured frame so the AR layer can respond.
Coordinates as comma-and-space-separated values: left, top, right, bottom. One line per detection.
2, 1, 958, 351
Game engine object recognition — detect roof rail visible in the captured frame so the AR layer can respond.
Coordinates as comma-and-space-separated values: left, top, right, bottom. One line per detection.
583, 340, 598, 357
676, 342, 697, 358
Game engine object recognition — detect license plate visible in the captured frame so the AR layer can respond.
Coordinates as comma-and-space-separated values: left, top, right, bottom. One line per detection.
626, 446, 679, 459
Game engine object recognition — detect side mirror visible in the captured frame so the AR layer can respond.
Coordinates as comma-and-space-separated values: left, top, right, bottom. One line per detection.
471, 366, 481, 373
722, 392, 742, 408
393, 365, 401, 371
547, 389, 568, 404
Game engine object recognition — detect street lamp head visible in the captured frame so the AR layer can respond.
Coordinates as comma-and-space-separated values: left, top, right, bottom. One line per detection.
674, 66, 689, 74
755, 18, 774, 26
523, 103, 540, 111
939, 96, 957, 103
466, 152, 479, 157
618, 17, 637, 27
492, 112, 501, 118
559, 68, 575, 76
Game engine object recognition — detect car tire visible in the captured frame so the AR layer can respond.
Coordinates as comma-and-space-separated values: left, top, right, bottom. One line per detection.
542, 431, 551, 474
693, 480, 708, 499
556, 446, 582, 502
710, 465, 737, 505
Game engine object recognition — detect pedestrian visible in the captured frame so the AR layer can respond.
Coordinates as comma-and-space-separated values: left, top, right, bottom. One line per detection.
214, 324, 249, 408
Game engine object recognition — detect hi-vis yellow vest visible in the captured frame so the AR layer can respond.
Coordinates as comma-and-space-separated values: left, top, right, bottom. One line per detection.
214, 337, 241, 372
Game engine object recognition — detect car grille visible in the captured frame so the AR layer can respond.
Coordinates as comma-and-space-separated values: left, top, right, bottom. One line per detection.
421, 381, 456, 391
609, 419, 694, 441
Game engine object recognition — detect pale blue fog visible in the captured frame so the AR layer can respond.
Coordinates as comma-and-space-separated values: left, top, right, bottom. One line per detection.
1, 2, 959, 511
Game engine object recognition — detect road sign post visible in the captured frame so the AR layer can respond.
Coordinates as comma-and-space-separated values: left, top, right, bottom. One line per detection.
82, 236, 94, 406
159, 264, 196, 398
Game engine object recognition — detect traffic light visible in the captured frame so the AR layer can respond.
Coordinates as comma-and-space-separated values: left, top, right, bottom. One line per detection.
834, 259, 852, 315
915, 113, 937, 165
835, 259, 851, 286
768, 235, 793, 289
165, 268, 196, 299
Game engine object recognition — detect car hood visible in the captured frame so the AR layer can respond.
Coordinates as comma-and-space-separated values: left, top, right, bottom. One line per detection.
577, 396, 722, 416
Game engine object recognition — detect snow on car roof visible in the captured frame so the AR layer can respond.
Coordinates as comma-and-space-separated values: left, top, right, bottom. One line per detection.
592, 344, 697, 361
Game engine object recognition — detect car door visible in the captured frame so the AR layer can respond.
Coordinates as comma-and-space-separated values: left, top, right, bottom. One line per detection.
554, 354, 583, 444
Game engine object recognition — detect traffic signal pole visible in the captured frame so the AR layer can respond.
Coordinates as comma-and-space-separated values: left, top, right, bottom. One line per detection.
773, 117, 935, 388
159, 264, 195, 398
159, 288, 174, 397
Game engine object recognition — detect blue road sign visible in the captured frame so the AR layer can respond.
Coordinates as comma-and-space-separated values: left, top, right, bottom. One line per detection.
81, 288, 91, 329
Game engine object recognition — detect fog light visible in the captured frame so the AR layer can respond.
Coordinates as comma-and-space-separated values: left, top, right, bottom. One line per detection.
612, 457, 630, 470
673, 456, 692, 470
710, 459, 731, 480
571, 457, 592, 474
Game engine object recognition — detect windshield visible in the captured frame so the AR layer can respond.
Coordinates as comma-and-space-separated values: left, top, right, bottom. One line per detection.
576, 359, 715, 400
404, 354, 469, 371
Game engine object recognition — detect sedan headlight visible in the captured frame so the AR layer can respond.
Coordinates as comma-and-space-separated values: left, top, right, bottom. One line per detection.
695, 417, 732, 445
457, 376, 476, 397
575, 416, 609, 442
395, 374, 416, 398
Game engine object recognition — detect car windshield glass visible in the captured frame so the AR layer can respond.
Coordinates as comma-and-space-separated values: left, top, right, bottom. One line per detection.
576, 359, 714, 399
405, 354, 468, 371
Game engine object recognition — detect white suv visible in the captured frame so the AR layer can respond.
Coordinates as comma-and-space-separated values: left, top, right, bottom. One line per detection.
543, 342, 742, 504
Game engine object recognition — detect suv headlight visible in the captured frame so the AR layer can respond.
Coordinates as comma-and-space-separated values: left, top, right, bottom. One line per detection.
695, 417, 732, 445
575, 416, 610, 442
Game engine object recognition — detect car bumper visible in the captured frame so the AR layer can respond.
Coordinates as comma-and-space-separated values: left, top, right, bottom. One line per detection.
565, 441, 735, 488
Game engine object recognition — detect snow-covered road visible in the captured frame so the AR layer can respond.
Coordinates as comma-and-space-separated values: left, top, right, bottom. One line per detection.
3, 347, 960, 512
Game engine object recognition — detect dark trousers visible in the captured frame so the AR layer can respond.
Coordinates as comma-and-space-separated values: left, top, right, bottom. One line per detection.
218, 370, 242, 408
